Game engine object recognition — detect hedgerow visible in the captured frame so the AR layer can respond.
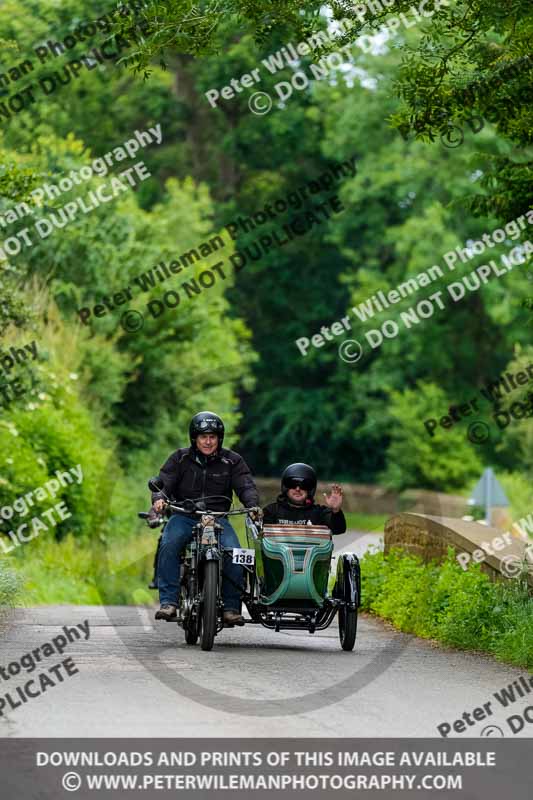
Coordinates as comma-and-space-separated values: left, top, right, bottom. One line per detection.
361, 547, 533, 669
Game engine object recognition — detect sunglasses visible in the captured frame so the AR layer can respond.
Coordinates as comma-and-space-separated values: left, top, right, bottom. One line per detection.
285, 478, 314, 490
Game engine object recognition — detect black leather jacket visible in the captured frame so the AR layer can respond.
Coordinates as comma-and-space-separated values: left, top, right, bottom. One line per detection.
152, 446, 259, 512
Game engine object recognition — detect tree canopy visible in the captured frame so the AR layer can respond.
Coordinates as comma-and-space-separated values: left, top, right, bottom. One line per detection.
0, 0, 530, 518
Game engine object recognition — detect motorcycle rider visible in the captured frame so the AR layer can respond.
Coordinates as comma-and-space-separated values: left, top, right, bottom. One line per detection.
263, 463, 346, 534
151, 411, 260, 625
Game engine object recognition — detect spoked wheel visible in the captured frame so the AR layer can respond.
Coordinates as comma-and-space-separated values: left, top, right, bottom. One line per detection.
338, 604, 357, 651
184, 621, 199, 645
200, 561, 219, 651
180, 580, 198, 645
183, 600, 199, 646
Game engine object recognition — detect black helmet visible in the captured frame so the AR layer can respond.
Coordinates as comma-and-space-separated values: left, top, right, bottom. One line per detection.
281, 463, 317, 498
189, 411, 225, 448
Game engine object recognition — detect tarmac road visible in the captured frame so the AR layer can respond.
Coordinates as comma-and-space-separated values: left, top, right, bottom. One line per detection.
0, 532, 531, 738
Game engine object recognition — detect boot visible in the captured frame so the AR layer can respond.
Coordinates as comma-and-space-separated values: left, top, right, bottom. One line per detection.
155, 604, 177, 621
223, 610, 245, 626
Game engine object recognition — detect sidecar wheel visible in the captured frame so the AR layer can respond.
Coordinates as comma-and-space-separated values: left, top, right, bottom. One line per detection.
200, 561, 218, 651
338, 606, 357, 651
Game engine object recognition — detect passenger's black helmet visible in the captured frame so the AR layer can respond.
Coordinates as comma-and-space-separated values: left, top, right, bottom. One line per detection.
189, 411, 225, 448
281, 463, 317, 498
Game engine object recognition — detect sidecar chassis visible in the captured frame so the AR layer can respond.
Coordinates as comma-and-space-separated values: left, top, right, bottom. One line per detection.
230, 522, 361, 636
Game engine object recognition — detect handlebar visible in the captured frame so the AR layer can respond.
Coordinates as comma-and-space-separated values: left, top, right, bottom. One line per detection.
138, 503, 262, 526
167, 502, 260, 517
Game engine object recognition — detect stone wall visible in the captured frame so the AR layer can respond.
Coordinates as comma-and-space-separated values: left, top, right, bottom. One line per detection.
255, 478, 398, 513
398, 490, 468, 518
384, 513, 533, 590
255, 478, 466, 517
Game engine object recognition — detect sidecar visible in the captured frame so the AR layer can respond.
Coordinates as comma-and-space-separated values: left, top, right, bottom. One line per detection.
243, 520, 361, 650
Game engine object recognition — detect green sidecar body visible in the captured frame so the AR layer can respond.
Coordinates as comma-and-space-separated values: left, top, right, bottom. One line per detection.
242, 519, 361, 649
255, 523, 333, 606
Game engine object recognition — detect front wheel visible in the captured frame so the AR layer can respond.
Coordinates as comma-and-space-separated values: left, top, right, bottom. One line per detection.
200, 560, 219, 651
185, 623, 198, 645
180, 575, 198, 645
338, 605, 357, 651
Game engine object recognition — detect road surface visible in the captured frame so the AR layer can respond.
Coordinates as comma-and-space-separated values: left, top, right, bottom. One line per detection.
0, 532, 530, 738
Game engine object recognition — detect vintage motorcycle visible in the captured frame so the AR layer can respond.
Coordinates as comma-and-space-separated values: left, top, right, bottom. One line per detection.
140, 487, 361, 652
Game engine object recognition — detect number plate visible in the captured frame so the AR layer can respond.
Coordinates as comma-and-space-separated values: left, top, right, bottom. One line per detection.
232, 548, 255, 565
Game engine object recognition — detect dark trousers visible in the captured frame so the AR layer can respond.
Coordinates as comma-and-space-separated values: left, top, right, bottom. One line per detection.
157, 513, 243, 611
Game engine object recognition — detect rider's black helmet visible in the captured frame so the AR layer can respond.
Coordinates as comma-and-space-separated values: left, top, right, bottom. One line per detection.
281, 463, 317, 498
189, 411, 225, 448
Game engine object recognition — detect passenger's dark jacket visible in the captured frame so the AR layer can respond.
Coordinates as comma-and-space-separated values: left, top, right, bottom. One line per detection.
152, 446, 259, 512
262, 494, 346, 535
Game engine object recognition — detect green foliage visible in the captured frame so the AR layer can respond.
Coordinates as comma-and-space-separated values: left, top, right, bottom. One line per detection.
493, 345, 533, 480
361, 547, 533, 669
109, 0, 533, 223
331, 0, 533, 222
1, 0, 531, 610
3, 0, 530, 492
112, 0, 323, 68
0, 308, 115, 541
0, 558, 22, 606
344, 512, 389, 533
389, 3, 533, 223
381, 383, 482, 491
15, 532, 154, 605
497, 472, 533, 522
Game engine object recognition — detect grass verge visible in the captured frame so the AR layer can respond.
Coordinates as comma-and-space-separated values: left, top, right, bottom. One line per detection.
10, 532, 155, 606
361, 547, 533, 670
0, 559, 23, 610
344, 512, 389, 533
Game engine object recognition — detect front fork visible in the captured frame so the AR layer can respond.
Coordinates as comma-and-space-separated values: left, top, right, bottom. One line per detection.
180, 520, 240, 629
199, 520, 225, 629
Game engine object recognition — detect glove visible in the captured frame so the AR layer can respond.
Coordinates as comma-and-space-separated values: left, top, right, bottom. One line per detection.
148, 507, 163, 529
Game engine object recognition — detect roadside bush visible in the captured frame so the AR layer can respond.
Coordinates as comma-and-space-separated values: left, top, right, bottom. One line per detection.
381, 383, 482, 491
0, 559, 22, 607
497, 471, 533, 522
17, 532, 153, 606
0, 303, 119, 542
361, 547, 533, 669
